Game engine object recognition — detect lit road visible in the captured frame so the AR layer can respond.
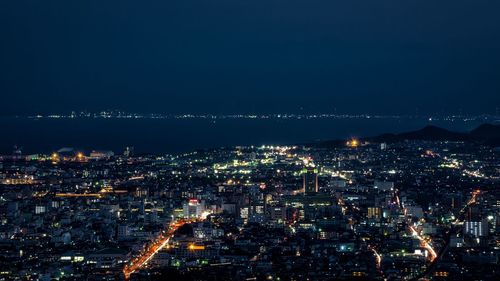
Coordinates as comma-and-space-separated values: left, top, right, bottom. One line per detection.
396, 189, 438, 263
408, 225, 437, 262
123, 218, 197, 279
411, 189, 481, 280
456, 189, 480, 224
368, 245, 382, 271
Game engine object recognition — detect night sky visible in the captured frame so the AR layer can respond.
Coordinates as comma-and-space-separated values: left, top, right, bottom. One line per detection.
1, 0, 500, 116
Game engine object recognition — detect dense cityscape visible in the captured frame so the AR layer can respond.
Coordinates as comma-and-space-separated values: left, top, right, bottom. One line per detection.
1, 137, 498, 280
2, 1, 500, 280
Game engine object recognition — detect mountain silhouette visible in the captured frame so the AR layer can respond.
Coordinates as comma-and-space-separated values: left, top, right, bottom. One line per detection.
314, 123, 500, 147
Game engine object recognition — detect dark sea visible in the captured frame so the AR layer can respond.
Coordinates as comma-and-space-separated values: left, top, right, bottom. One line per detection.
0, 117, 487, 155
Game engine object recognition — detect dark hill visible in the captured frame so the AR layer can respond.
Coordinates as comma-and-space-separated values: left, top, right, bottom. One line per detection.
313, 123, 500, 148
470, 123, 500, 140
373, 125, 471, 142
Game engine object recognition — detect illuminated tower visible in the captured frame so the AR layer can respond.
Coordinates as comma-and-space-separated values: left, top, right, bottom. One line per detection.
303, 167, 318, 194
124, 146, 134, 157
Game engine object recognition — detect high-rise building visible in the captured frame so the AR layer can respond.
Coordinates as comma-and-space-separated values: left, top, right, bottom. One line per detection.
117, 225, 130, 240
464, 219, 488, 237
35, 205, 46, 214
374, 180, 394, 191
183, 199, 205, 219
367, 207, 382, 219
303, 167, 318, 194
124, 146, 134, 157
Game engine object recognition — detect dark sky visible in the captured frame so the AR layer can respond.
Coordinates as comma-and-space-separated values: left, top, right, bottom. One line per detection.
1, 0, 499, 115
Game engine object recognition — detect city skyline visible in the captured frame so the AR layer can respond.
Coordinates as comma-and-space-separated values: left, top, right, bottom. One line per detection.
1, 1, 499, 280
1, 140, 498, 280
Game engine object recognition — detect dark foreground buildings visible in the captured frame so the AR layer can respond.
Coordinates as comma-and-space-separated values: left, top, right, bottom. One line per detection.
0, 141, 499, 280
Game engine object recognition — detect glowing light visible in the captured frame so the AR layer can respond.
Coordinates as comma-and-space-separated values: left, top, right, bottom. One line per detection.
346, 138, 359, 148
200, 210, 212, 220
188, 244, 205, 251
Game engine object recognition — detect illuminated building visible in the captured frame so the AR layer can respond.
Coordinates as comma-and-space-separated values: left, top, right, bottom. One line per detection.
89, 150, 115, 160
1, 178, 35, 185
367, 207, 382, 219
183, 199, 205, 219
87, 248, 130, 269
405, 205, 424, 218
303, 167, 318, 194
170, 243, 219, 259
464, 220, 488, 237
123, 146, 134, 157
60, 252, 85, 263
35, 205, 46, 214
